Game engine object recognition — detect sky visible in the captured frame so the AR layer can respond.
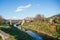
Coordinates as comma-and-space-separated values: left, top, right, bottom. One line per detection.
0, 0, 60, 19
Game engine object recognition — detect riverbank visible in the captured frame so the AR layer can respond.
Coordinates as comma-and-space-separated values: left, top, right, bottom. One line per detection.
23, 27, 60, 40
31, 30, 60, 40
22, 21, 60, 40
0, 24, 35, 40
13, 24, 43, 40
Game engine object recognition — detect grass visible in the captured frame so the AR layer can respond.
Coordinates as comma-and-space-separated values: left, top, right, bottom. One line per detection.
0, 36, 3, 40
22, 22, 59, 38
0, 24, 35, 40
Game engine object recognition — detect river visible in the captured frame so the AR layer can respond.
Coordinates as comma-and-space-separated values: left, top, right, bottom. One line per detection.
14, 24, 43, 40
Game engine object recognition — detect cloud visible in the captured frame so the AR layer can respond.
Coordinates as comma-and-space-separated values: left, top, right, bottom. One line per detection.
16, 4, 31, 12
16, 8, 23, 12
25, 4, 31, 8
7, 16, 20, 20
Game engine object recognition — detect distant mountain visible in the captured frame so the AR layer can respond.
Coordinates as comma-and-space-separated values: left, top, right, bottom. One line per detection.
48, 14, 60, 18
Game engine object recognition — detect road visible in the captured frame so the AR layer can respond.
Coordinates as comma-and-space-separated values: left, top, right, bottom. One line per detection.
0, 30, 10, 40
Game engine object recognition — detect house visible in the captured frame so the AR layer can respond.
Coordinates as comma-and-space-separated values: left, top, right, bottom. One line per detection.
24, 17, 33, 22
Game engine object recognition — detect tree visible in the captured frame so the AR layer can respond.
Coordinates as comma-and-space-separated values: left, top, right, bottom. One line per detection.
53, 14, 60, 24
55, 17, 60, 24
53, 14, 60, 38
56, 24, 60, 39
33, 14, 44, 22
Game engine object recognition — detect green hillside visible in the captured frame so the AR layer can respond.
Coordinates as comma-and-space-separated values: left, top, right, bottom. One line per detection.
0, 24, 35, 40
22, 14, 60, 40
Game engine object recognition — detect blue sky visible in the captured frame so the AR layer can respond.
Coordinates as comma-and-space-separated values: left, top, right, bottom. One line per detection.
0, 0, 60, 19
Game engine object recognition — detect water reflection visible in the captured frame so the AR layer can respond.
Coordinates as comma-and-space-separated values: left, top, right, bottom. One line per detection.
26, 30, 42, 40
14, 24, 42, 40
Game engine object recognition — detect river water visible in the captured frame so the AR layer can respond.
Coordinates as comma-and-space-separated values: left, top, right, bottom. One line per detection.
14, 24, 42, 40
26, 30, 42, 40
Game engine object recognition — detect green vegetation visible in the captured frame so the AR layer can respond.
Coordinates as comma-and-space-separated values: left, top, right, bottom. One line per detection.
0, 14, 60, 40
0, 36, 3, 40
22, 22, 57, 36
0, 24, 35, 40
22, 14, 60, 40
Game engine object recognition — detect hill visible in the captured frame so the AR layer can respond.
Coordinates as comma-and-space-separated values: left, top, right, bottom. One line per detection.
22, 14, 60, 40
